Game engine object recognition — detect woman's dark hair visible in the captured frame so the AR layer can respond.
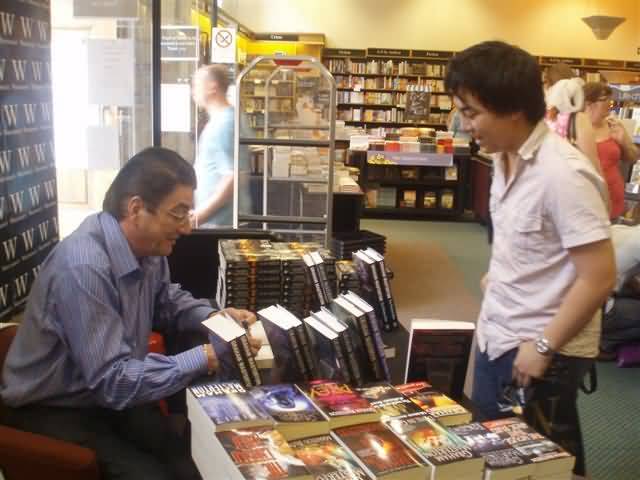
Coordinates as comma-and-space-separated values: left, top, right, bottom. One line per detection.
445, 41, 546, 125
583, 82, 612, 104
103, 147, 196, 220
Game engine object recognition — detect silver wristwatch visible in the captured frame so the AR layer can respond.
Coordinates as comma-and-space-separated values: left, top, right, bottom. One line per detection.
534, 337, 554, 356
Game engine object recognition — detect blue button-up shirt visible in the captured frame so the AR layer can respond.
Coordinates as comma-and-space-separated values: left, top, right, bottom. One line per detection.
0, 213, 215, 410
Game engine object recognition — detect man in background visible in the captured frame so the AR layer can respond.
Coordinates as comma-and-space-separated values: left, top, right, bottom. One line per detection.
445, 41, 615, 477
191, 64, 241, 227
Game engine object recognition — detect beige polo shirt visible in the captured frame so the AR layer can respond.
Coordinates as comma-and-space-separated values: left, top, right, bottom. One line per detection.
478, 121, 610, 360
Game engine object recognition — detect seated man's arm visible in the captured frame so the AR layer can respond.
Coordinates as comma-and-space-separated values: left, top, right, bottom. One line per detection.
57, 264, 209, 410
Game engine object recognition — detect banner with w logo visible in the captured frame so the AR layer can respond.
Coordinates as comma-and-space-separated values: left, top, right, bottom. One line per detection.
0, 0, 56, 321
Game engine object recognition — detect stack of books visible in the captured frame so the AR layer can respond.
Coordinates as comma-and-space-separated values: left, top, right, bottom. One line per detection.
188, 380, 575, 480
352, 248, 399, 332
217, 240, 337, 319
331, 229, 387, 260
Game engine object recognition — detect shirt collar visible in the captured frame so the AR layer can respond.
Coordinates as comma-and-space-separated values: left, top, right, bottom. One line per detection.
99, 212, 141, 278
517, 120, 549, 161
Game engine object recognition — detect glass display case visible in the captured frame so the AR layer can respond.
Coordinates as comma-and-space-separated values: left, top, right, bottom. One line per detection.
233, 55, 337, 246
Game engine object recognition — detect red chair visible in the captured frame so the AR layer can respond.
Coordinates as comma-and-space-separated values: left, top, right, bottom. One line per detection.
0, 324, 100, 480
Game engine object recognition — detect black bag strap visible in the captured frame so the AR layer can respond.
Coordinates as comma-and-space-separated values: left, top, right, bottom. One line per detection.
579, 363, 597, 394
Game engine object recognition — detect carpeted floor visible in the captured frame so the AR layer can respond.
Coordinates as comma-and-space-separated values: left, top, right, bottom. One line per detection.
363, 218, 640, 480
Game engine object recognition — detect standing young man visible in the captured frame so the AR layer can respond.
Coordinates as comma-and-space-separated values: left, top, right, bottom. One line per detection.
445, 41, 615, 476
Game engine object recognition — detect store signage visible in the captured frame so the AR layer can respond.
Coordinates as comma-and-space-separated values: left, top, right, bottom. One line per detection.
539, 56, 582, 66
367, 48, 410, 57
323, 48, 366, 57
583, 58, 625, 68
411, 50, 453, 59
255, 33, 299, 41
211, 27, 236, 64
73, 0, 137, 18
161, 26, 199, 61
624, 61, 640, 71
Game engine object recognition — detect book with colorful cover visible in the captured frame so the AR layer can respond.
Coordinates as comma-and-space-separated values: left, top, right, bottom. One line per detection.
331, 422, 426, 480
303, 315, 352, 384
394, 381, 471, 426
386, 414, 484, 479
250, 384, 329, 441
214, 428, 312, 479
301, 380, 380, 429
357, 383, 425, 423
449, 422, 535, 480
289, 434, 369, 480
186, 381, 273, 434
483, 417, 575, 477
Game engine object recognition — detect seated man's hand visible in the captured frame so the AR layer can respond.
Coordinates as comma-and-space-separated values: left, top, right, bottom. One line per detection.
221, 307, 261, 356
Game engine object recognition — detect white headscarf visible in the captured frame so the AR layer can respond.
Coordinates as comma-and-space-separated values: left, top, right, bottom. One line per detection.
545, 77, 585, 113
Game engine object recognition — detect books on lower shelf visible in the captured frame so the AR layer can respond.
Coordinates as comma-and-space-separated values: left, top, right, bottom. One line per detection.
394, 381, 472, 427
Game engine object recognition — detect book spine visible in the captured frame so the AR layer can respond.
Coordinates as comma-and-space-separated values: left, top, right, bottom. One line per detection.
364, 310, 391, 381
306, 262, 328, 306
339, 329, 364, 387
357, 314, 384, 380
288, 328, 310, 381
230, 338, 253, 387
375, 259, 399, 328
315, 259, 334, 302
239, 334, 262, 386
368, 262, 393, 331
295, 324, 318, 379
331, 337, 352, 384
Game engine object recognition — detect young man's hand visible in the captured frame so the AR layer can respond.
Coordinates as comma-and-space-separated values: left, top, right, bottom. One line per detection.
512, 340, 552, 387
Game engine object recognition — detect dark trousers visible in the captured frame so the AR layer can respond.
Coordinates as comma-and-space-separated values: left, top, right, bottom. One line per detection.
2, 403, 202, 480
601, 297, 640, 352
472, 347, 593, 476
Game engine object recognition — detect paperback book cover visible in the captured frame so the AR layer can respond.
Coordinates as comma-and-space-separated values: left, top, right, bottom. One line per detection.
352, 250, 394, 332
483, 417, 575, 476
215, 428, 312, 479
301, 380, 380, 429
331, 422, 426, 480
386, 414, 484, 479
186, 381, 273, 433
303, 315, 352, 384
356, 383, 424, 422
289, 434, 369, 480
395, 382, 471, 426
449, 422, 535, 479
250, 384, 329, 441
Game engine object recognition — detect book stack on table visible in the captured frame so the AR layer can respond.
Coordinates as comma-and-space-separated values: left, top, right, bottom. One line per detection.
331, 229, 387, 260
188, 379, 575, 480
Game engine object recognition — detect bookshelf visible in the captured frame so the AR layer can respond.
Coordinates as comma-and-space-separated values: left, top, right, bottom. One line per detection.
348, 150, 469, 219
323, 48, 453, 132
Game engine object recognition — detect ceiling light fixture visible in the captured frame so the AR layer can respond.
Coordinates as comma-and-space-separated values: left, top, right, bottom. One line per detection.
581, 15, 626, 40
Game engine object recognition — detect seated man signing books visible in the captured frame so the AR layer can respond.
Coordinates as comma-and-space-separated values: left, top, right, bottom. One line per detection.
0, 147, 260, 480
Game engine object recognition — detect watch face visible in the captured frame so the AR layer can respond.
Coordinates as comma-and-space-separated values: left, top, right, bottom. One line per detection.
535, 339, 550, 355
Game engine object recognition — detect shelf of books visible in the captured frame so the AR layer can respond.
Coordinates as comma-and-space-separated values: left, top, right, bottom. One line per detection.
323, 48, 454, 133
356, 151, 469, 219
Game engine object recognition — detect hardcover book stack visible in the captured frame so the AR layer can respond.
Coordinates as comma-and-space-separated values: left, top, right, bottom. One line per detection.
352, 248, 399, 332
331, 229, 387, 260
217, 240, 337, 319
217, 239, 284, 313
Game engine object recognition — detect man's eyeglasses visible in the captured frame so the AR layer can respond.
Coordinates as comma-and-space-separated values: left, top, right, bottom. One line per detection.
164, 209, 194, 226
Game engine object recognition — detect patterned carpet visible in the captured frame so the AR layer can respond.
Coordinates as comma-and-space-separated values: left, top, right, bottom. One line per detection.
362, 219, 640, 480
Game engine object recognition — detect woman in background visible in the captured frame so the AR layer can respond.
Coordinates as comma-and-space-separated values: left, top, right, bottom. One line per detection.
584, 82, 639, 220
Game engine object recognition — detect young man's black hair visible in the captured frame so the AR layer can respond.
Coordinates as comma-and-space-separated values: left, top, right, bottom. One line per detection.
445, 40, 546, 124
103, 146, 197, 220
